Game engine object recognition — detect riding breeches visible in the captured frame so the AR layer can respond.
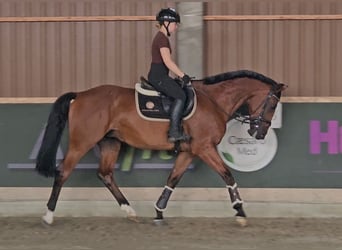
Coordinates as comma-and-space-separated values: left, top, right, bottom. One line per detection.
149, 76, 186, 102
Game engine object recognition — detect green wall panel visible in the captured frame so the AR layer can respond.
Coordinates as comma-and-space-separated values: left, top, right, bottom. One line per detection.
1, 103, 342, 188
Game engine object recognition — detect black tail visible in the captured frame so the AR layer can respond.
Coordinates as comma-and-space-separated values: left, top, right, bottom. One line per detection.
36, 92, 77, 177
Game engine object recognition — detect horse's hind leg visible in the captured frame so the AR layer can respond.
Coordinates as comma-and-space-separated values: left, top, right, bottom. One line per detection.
154, 152, 194, 222
97, 138, 136, 219
42, 150, 85, 225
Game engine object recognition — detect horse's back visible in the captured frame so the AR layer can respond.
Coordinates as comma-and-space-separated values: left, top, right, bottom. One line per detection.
73, 84, 134, 108
77, 84, 133, 99
68, 84, 135, 127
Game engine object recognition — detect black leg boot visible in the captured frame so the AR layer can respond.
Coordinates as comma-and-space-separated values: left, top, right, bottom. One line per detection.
168, 99, 189, 142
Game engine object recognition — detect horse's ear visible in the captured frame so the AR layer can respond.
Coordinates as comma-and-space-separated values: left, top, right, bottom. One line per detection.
279, 83, 288, 90
274, 83, 288, 93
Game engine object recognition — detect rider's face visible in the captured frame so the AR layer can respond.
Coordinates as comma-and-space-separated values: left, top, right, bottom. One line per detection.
167, 22, 178, 33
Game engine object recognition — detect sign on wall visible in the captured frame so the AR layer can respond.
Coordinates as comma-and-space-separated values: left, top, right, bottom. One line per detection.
217, 120, 278, 172
217, 103, 282, 172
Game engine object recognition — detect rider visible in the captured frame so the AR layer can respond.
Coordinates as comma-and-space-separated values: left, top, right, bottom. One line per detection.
148, 7, 191, 142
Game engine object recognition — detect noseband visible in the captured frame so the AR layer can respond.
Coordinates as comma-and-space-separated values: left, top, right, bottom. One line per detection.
234, 89, 280, 128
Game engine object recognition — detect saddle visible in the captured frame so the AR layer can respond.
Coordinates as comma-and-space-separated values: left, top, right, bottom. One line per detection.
135, 77, 197, 121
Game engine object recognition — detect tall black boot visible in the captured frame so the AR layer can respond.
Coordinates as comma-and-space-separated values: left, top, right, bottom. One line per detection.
168, 99, 189, 142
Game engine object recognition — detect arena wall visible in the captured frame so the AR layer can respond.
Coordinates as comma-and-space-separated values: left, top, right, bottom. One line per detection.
1, 1, 342, 217
1, 0, 342, 97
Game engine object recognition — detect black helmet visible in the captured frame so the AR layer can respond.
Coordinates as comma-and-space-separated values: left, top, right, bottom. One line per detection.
156, 8, 180, 24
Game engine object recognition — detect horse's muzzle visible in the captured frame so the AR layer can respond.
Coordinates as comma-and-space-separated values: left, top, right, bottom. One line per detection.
248, 128, 265, 140
255, 133, 266, 140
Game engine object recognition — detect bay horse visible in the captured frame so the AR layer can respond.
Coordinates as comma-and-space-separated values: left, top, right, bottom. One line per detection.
36, 70, 286, 226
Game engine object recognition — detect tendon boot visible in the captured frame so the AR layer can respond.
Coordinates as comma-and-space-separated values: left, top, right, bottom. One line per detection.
168, 99, 190, 142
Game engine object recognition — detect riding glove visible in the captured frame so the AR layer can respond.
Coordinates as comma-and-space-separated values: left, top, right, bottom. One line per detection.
182, 74, 191, 85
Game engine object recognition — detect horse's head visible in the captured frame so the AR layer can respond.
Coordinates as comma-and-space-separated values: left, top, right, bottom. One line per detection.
247, 83, 287, 139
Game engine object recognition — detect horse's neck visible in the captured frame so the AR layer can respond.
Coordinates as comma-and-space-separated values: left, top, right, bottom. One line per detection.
194, 80, 252, 114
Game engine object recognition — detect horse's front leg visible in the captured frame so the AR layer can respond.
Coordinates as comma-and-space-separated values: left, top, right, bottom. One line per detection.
154, 152, 194, 222
197, 146, 247, 226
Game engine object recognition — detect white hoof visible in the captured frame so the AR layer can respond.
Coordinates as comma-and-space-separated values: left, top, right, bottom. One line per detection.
120, 204, 137, 217
236, 216, 248, 227
42, 210, 54, 225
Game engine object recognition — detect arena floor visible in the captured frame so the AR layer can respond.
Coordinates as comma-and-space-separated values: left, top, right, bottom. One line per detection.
1, 217, 342, 250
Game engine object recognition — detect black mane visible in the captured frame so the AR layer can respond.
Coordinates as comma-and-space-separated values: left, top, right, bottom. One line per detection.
203, 70, 278, 86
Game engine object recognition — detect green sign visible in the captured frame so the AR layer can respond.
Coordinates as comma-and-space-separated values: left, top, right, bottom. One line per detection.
1, 103, 342, 188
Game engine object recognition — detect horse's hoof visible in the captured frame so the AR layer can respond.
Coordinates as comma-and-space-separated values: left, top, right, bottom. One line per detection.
236, 216, 248, 227
120, 204, 137, 217
41, 210, 54, 225
41, 216, 53, 226
127, 216, 140, 223
153, 218, 167, 226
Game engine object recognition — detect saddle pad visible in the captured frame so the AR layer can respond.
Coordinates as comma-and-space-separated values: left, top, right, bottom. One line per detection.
135, 83, 196, 122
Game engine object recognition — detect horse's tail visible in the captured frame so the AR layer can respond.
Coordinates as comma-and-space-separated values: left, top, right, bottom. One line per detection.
36, 92, 77, 177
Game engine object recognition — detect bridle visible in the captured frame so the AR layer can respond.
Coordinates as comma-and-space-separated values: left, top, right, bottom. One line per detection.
234, 89, 280, 128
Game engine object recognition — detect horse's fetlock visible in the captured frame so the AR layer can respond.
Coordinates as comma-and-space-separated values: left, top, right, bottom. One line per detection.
233, 201, 243, 210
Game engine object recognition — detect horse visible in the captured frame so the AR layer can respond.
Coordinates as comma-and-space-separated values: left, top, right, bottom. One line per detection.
36, 69, 286, 226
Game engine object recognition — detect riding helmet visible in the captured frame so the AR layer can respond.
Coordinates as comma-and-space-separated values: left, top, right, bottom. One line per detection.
156, 8, 180, 24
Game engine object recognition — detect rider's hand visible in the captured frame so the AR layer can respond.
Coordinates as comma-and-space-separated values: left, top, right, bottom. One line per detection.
182, 74, 191, 85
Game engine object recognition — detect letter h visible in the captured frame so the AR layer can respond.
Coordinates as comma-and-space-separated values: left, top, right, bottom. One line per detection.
310, 120, 338, 154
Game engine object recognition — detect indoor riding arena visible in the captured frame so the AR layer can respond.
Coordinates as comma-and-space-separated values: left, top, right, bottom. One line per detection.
1, 1, 342, 250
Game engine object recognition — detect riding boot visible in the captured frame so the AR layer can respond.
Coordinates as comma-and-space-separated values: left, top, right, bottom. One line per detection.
168, 99, 189, 142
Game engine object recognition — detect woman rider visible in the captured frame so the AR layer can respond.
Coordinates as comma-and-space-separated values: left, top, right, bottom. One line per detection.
148, 8, 191, 142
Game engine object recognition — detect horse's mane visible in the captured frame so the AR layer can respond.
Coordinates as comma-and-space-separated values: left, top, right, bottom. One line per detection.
202, 70, 278, 86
